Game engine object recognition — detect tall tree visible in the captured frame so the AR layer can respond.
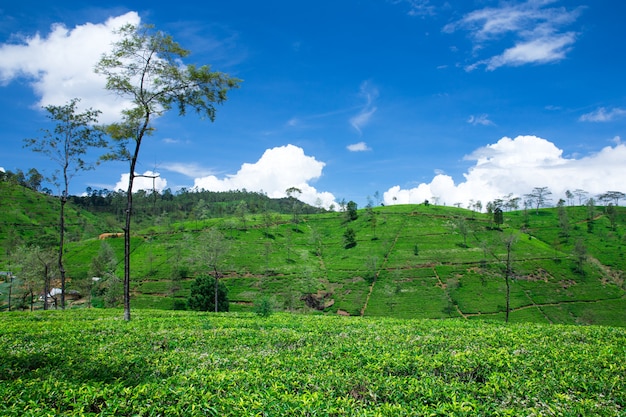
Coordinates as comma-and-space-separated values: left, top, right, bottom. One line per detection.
24, 98, 105, 309
525, 186, 552, 214
96, 24, 240, 320
573, 189, 588, 206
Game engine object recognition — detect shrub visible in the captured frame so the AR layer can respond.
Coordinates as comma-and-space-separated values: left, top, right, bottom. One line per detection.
188, 274, 229, 312
254, 296, 274, 317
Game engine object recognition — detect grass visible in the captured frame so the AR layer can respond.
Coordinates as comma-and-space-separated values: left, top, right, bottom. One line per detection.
1, 309, 624, 416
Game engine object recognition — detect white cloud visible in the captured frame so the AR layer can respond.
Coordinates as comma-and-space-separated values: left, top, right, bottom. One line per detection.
0, 12, 141, 122
384, 135, 626, 208
445, 1, 582, 70
113, 171, 168, 193
193, 144, 337, 209
162, 138, 181, 144
161, 162, 214, 178
347, 141, 371, 152
484, 32, 576, 70
579, 107, 626, 122
392, 0, 436, 17
286, 117, 300, 127
350, 81, 378, 134
467, 114, 494, 126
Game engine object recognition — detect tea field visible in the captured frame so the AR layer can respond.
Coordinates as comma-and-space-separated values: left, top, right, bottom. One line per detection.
1, 309, 625, 416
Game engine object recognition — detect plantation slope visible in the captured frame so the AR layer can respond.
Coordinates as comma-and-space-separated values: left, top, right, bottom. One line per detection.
56, 203, 626, 326
1, 309, 625, 416
0, 182, 106, 249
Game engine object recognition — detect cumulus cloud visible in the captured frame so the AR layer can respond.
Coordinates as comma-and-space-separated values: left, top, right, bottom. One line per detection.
467, 114, 494, 126
349, 81, 378, 134
445, 0, 582, 71
0, 12, 141, 122
347, 142, 371, 152
193, 144, 337, 209
579, 107, 626, 122
384, 135, 626, 208
113, 171, 168, 193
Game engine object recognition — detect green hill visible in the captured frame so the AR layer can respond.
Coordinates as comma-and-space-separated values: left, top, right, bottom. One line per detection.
1, 183, 625, 326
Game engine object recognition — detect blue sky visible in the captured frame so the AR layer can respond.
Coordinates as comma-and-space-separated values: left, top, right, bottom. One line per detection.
1, 0, 625, 209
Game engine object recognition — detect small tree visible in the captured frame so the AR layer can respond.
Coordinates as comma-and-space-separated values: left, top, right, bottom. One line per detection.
286, 187, 302, 225
190, 228, 230, 312
24, 98, 106, 309
96, 24, 240, 321
366, 204, 378, 239
453, 216, 470, 247
346, 201, 358, 221
343, 227, 357, 249
254, 295, 274, 317
188, 274, 229, 312
502, 234, 517, 323
493, 208, 504, 229
11, 245, 58, 311
89, 241, 119, 308
236, 200, 248, 230
606, 203, 618, 231
586, 198, 596, 233
573, 239, 587, 274
557, 199, 570, 239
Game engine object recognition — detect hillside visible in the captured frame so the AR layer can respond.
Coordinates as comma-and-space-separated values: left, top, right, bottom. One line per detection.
0, 181, 107, 249
1, 183, 625, 326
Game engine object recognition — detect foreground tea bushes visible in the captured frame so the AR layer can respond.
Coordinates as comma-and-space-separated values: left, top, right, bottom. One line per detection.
1, 309, 625, 416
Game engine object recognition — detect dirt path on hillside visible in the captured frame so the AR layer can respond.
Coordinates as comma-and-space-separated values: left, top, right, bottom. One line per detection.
433, 266, 468, 319
360, 217, 406, 316
463, 295, 625, 318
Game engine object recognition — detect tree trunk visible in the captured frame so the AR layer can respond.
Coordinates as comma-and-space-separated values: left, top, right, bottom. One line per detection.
123, 174, 134, 322
7, 275, 12, 311
123, 134, 143, 321
43, 263, 50, 311
59, 195, 67, 309
214, 266, 219, 313
505, 241, 513, 323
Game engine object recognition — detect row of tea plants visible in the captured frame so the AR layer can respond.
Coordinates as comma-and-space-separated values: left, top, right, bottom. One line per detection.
1, 309, 624, 416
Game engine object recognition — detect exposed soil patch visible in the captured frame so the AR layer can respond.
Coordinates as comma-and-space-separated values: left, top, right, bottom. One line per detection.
521, 268, 551, 282
301, 291, 334, 310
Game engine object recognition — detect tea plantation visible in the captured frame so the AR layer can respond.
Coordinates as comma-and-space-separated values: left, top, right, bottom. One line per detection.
1, 180, 626, 327
1, 309, 624, 416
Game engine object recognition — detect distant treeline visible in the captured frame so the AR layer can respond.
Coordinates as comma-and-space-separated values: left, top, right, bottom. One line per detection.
0, 167, 324, 222
72, 187, 324, 221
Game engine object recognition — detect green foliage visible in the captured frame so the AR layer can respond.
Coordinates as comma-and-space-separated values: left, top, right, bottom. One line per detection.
493, 207, 503, 227
188, 274, 229, 312
0, 310, 624, 416
346, 200, 358, 221
254, 295, 274, 317
343, 227, 357, 249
